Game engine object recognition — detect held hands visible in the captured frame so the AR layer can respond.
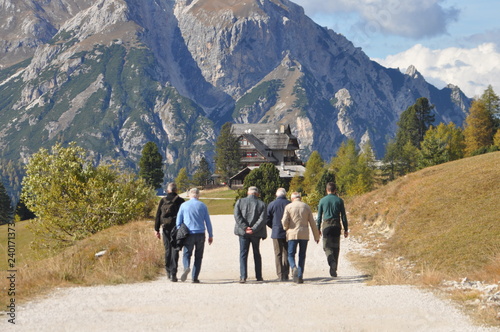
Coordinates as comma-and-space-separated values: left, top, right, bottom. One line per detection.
245, 227, 253, 235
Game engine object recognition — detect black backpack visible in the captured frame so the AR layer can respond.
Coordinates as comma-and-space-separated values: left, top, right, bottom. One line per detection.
160, 195, 180, 226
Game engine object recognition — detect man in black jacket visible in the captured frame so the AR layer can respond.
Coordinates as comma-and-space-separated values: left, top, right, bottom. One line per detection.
155, 182, 185, 282
266, 188, 291, 281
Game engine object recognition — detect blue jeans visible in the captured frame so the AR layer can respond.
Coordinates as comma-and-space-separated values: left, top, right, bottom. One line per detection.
239, 236, 262, 280
287, 239, 308, 278
183, 233, 205, 280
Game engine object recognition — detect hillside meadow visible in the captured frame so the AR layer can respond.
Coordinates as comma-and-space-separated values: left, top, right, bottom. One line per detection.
348, 151, 500, 283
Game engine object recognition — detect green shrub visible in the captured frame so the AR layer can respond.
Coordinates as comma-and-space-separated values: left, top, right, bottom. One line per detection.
21, 143, 156, 249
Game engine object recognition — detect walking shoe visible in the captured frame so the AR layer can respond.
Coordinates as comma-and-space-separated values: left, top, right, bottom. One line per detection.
297, 278, 304, 284
292, 267, 299, 283
329, 266, 337, 278
256, 277, 264, 282
171, 275, 178, 282
192, 279, 200, 283
180, 267, 190, 282
239, 278, 246, 284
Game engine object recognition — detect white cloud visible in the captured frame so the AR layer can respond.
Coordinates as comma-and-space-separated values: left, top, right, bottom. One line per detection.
374, 43, 500, 97
294, 0, 459, 38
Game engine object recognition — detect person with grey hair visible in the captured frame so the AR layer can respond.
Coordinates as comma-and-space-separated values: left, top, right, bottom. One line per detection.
266, 188, 291, 281
176, 188, 213, 283
154, 182, 185, 282
234, 186, 267, 283
282, 192, 320, 284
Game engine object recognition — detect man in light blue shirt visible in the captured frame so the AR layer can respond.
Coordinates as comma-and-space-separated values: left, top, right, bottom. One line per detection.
176, 188, 213, 283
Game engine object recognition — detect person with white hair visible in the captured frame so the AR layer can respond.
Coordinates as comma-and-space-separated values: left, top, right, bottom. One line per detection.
266, 187, 291, 281
176, 188, 213, 283
282, 192, 320, 284
234, 186, 267, 283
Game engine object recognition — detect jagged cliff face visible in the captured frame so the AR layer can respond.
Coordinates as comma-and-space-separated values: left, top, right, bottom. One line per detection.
0, 0, 471, 188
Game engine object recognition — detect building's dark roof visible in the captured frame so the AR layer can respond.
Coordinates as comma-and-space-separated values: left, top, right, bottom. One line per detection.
233, 123, 298, 150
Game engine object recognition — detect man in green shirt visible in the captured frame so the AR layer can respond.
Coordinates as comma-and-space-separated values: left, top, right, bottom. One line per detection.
316, 182, 349, 277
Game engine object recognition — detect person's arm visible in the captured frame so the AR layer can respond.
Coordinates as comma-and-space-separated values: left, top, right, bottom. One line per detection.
203, 205, 214, 244
281, 206, 290, 231
154, 199, 163, 238
176, 205, 184, 229
308, 207, 320, 243
316, 200, 323, 230
340, 199, 349, 238
252, 204, 267, 233
266, 203, 274, 229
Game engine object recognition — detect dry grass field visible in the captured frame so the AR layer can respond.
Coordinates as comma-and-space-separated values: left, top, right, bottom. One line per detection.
348, 152, 500, 325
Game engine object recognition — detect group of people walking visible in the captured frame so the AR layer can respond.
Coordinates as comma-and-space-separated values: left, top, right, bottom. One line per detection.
154, 182, 348, 284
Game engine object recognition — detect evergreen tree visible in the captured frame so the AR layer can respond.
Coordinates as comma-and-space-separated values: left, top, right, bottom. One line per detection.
396, 105, 420, 148
236, 163, 284, 204
15, 198, 36, 221
414, 97, 435, 143
464, 100, 494, 156
139, 142, 164, 189
400, 140, 420, 174
419, 123, 465, 168
192, 157, 212, 188
315, 170, 336, 196
480, 85, 500, 129
395, 97, 435, 149
443, 122, 466, 161
419, 130, 449, 168
0, 180, 13, 225
287, 174, 304, 196
302, 151, 324, 194
382, 140, 399, 181
349, 142, 376, 196
215, 122, 241, 184
175, 168, 190, 193
330, 140, 358, 195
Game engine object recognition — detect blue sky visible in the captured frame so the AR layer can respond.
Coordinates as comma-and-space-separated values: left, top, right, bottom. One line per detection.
294, 0, 500, 98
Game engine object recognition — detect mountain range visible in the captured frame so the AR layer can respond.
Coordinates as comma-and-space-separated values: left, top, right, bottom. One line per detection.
0, 0, 471, 194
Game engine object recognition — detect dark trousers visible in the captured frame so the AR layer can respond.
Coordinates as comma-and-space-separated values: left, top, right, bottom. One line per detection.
322, 219, 341, 276
182, 233, 205, 281
162, 227, 179, 278
287, 239, 308, 278
239, 236, 262, 280
273, 238, 289, 280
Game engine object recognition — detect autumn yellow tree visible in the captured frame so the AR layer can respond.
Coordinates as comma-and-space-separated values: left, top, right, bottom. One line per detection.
302, 151, 324, 194
464, 100, 494, 156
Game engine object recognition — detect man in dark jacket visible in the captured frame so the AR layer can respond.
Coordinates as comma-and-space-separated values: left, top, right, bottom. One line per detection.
316, 182, 349, 278
155, 182, 185, 282
266, 188, 291, 281
234, 186, 267, 283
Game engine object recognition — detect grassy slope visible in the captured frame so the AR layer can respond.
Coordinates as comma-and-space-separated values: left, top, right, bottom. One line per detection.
0, 220, 36, 270
349, 152, 500, 281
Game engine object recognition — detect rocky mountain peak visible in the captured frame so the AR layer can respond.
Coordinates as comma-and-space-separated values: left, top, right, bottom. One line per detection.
0, 0, 471, 200
405, 65, 422, 79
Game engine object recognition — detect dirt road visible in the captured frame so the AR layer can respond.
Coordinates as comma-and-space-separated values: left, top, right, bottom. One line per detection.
2, 215, 497, 331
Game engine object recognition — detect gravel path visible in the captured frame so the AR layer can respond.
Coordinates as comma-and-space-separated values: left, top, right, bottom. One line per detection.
2, 215, 498, 331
